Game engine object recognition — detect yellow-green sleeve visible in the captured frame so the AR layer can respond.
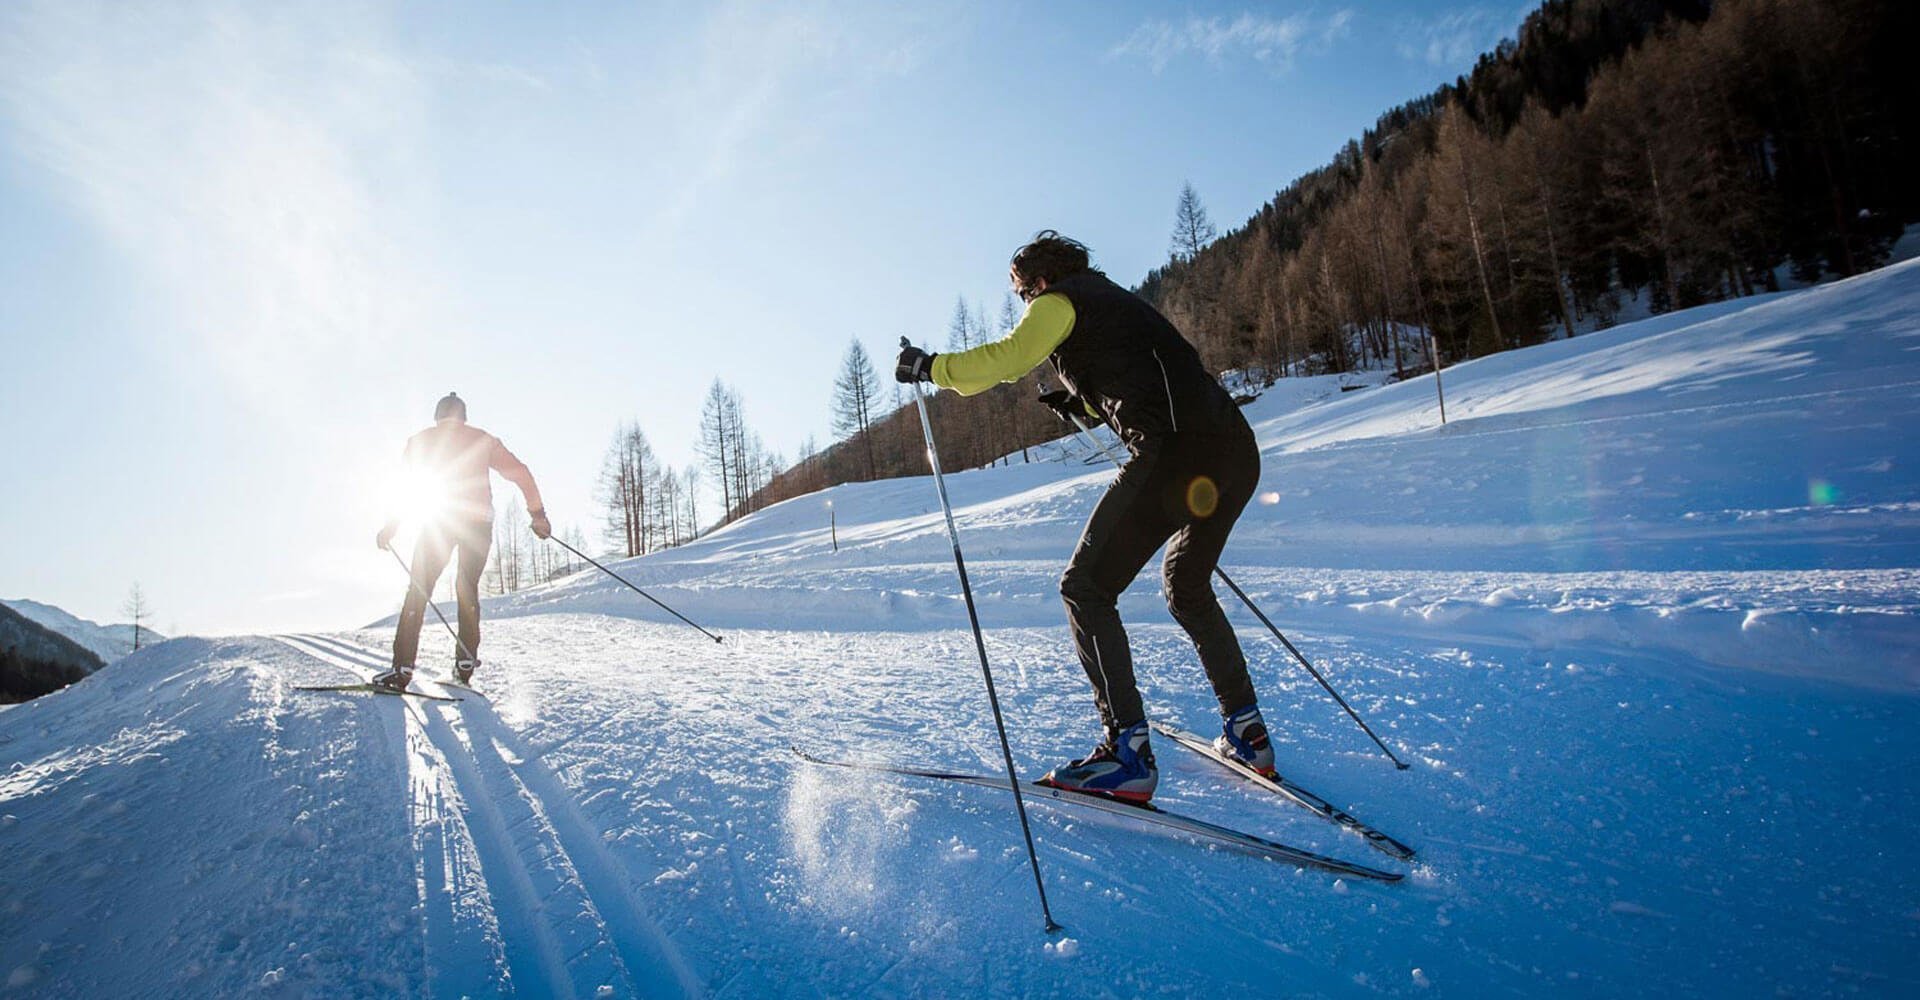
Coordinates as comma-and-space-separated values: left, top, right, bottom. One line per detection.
931, 293, 1075, 396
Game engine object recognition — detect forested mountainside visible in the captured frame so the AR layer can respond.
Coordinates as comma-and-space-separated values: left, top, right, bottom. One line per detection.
1140, 0, 1915, 375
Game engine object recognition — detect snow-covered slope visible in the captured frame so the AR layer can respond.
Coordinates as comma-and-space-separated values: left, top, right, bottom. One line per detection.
3, 261, 1918, 997
3, 598, 156, 663
491, 263, 1920, 693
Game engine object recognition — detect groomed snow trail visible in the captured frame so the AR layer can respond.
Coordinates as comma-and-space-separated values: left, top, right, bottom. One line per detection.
277, 633, 699, 999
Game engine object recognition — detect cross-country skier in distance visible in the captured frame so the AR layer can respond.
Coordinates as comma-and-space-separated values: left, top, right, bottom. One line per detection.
373, 392, 550, 692
894, 231, 1274, 803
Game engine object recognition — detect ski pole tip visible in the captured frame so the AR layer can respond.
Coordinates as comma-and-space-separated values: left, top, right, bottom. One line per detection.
1044, 920, 1065, 935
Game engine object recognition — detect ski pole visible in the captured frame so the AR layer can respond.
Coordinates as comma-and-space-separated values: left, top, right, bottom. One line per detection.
1209, 568, 1408, 770
549, 536, 724, 644
1050, 401, 1409, 770
905, 337, 1061, 934
385, 544, 476, 663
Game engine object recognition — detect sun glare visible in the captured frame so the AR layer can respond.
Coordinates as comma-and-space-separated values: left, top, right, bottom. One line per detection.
396, 467, 450, 526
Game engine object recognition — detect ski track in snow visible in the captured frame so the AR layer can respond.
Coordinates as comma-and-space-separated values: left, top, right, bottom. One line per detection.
0, 638, 427, 997
6, 260, 1920, 996
276, 634, 700, 999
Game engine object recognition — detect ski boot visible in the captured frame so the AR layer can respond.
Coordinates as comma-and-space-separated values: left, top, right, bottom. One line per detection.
452, 658, 478, 687
1038, 721, 1157, 804
1215, 704, 1276, 778
371, 666, 414, 694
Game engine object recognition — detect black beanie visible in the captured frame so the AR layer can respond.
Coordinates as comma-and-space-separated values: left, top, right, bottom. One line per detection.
434, 392, 467, 422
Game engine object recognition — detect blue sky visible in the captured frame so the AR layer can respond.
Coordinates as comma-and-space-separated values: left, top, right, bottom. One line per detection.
0, 0, 1528, 635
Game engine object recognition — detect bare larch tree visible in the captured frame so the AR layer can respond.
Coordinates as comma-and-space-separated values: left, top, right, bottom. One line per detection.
831, 338, 883, 480
1171, 180, 1218, 261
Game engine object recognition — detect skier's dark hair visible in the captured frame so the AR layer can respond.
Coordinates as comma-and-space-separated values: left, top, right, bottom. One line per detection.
435, 392, 467, 422
1010, 230, 1095, 300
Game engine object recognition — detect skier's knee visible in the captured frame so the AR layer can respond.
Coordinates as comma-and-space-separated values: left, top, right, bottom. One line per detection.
1060, 565, 1111, 609
1161, 567, 1212, 620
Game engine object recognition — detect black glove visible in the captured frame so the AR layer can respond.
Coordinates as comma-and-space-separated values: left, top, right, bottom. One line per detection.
529, 508, 552, 540
895, 346, 936, 383
1038, 389, 1089, 426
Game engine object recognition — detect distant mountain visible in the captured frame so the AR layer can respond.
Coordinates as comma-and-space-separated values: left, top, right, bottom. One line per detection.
0, 602, 104, 703
1, 598, 160, 662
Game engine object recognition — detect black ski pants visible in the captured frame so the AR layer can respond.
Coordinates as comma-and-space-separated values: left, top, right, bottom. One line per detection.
1060, 415, 1261, 734
391, 518, 492, 669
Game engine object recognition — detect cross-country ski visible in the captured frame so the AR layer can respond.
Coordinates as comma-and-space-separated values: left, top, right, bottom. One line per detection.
790, 747, 1404, 882
294, 681, 462, 703
1152, 721, 1417, 860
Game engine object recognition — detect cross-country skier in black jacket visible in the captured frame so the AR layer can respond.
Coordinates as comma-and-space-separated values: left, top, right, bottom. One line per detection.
895, 231, 1273, 803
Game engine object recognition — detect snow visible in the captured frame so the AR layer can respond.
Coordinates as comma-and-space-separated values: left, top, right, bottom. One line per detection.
1890, 223, 1920, 266
4, 259, 1920, 995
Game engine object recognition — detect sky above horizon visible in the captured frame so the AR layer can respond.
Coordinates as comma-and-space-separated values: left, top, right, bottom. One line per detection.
1, 0, 1529, 636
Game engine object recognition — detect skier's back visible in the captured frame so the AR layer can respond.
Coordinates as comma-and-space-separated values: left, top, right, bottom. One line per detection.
375, 392, 550, 691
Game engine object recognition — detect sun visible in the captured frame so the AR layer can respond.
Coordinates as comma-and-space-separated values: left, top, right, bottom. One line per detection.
395, 466, 450, 527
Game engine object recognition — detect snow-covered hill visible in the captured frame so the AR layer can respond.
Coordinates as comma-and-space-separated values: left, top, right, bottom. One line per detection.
0, 602, 100, 703
2, 598, 157, 663
3, 260, 1917, 997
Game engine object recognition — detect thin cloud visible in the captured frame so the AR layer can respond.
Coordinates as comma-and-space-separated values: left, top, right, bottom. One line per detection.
1395, 7, 1519, 69
0, 0, 442, 408
1322, 9, 1355, 46
647, 1, 939, 236
451, 59, 551, 92
1111, 9, 1353, 73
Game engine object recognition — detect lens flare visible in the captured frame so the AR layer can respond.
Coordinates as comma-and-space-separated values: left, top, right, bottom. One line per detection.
1185, 476, 1220, 518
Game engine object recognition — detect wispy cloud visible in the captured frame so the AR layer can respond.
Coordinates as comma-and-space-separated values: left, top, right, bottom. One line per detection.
1111, 9, 1354, 73
0, 0, 441, 406
1322, 9, 1355, 44
1395, 7, 1520, 69
647, 1, 939, 235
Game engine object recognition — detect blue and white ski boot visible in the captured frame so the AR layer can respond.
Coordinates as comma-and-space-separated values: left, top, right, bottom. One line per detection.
1039, 721, 1158, 804
1215, 704, 1276, 777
